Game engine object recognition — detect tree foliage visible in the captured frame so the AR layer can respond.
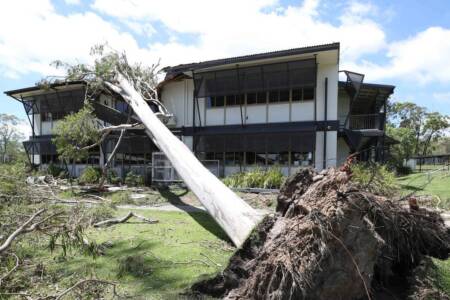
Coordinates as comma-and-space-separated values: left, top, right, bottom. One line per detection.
0, 114, 24, 163
387, 101, 449, 168
52, 104, 100, 162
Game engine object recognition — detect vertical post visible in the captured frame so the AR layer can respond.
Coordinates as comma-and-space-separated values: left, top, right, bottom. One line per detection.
323, 77, 328, 169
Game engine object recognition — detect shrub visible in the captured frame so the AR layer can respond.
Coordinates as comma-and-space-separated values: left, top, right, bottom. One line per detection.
110, 191, 133, 205
350, 163, 398, 196
223, 167, 285, 189
124, 171, 144, 187
107, 169, 121, 185
47, 163, 66, 178
79, 166, 101, 184
395, 165, 413, 176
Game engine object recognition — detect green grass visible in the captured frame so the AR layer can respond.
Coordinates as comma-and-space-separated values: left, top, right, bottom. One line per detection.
396, 170, 450, 209
434, 259, 450, 295
17, 209, 233, 299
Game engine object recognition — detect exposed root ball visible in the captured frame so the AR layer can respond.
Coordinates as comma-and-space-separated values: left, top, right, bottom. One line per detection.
192, 168, 450, 299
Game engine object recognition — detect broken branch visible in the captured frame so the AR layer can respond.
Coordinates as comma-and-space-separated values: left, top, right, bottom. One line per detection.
93, 211, 158, 227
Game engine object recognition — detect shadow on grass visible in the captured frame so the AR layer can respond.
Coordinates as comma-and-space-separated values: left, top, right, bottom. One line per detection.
399, 184, 424, 192
159, 188, 230, 243
61, 239, 208, 297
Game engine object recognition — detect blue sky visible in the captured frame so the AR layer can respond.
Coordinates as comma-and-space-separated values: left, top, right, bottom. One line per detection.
1, 0, 450, 136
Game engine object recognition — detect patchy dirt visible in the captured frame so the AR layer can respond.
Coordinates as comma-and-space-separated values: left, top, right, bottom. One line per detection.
192, 167, 450, 299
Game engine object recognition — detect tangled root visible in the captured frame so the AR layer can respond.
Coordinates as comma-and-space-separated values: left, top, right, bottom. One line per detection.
192, 168, 450, 299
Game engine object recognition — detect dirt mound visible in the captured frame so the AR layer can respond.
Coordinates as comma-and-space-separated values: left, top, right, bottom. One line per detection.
192, 167, 450, 299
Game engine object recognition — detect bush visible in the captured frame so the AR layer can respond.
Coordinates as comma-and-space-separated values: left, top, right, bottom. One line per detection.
350, 163, 398, 196
107, 169, 121, 185
79, 166, 101, 184
110, 191, 133, 205
47, 163, 66, 178
395, 165, 413, 176
223, 167, 285, 189
124, 171, 144, 187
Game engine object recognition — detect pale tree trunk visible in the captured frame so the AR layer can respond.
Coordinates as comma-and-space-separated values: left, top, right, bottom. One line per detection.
106, 74, 263, 247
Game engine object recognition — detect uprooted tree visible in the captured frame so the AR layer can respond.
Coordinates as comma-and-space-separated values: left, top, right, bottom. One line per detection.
47, 44, 262, 247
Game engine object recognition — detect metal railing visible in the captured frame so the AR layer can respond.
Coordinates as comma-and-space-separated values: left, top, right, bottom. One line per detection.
348, 114, 382, 130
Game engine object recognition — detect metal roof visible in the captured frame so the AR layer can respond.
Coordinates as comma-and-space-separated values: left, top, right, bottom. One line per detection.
4, 80, 86, 98
163, 42, 340, 75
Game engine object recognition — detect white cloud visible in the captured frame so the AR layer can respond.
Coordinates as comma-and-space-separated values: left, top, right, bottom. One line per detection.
344, 27, 450, 84
0, 0, 157, 78
91, 0, 387, 67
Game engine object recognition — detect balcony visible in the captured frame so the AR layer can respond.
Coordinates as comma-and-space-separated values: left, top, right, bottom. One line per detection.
340, 114, 385, 130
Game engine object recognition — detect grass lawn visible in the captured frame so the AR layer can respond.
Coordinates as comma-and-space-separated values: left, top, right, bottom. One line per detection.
396, 170, 450, 296
396, 170, 450, 209
17, 209, 234, 299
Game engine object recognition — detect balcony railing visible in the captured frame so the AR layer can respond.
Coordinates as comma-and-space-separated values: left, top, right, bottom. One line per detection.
347, 114, 384, 130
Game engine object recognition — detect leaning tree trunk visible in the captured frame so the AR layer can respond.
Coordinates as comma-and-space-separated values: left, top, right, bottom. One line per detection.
106, 74, 262, 247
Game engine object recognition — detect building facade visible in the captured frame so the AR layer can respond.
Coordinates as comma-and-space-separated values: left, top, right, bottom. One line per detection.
5, 42, 395, 181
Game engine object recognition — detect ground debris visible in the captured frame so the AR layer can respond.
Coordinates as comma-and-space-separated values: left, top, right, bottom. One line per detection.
192, 167, 450, 300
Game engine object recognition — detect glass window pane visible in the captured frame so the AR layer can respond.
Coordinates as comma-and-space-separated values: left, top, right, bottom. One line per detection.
247, 93, 256, 105
303, 87, 315, 100
207, 96, 214, 108
257, 92, 267, 104
279, 89, 289, 102
226, 95, 236, 106
215, 96, 225, 107
245, 152, 256, 165
268, 91, 279, 103
292, 89, 302, 102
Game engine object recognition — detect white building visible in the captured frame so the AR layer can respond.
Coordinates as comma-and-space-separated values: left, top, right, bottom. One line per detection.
5, 42, 395, 181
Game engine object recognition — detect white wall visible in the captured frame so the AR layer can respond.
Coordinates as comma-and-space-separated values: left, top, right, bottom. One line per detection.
291, 102, 314, 121
337, 137, 350, 167
245, 105, 266, 124
316, 63, 338, 121
268, 103, 289, 123
161, 79, 194, 127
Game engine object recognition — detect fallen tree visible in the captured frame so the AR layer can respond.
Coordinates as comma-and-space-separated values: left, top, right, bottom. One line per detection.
191, 167, 450, 299
47, 45, 262, 247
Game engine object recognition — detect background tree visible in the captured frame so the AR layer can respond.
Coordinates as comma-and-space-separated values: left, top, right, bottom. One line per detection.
387, 101, 449, 171
0, 114, 24, 164
421, 112, 449, 156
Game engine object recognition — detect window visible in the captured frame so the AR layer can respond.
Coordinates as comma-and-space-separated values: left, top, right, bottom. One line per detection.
226, 95, 236, 106
257, 92, 267, 104
247, 93, 256, 105
224, 152, 244, 165
279, 90, 289, 102
268, 90, 289, 103
291, 152, 313, 166
292, 89, 302, 102
216, 96, 225, 107
41, 112, 52, 122
207, 96, 225, 108
269, 91, 278, 103
292, 87, 315, 102
303, 87, 315, 100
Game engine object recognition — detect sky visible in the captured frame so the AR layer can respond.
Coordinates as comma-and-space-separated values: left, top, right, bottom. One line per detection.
1, 0, 450, 137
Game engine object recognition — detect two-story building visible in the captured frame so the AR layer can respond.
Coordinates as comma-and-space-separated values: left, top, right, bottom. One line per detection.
5, 42, 395, 181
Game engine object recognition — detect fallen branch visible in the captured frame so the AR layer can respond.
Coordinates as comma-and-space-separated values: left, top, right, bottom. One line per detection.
0, 253, 19, 286
93, 211, 158, 227
0, 209, 46, 254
